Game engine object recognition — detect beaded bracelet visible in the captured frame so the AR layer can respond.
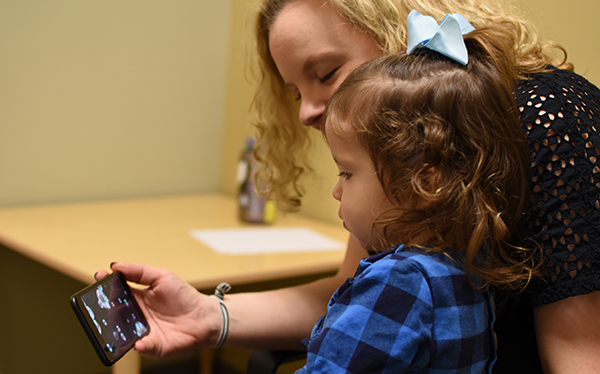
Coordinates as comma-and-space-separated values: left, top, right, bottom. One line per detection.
210, 282, 231, 348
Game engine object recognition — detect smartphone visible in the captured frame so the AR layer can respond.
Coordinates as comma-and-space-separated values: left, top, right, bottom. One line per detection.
70, 271, 151, 366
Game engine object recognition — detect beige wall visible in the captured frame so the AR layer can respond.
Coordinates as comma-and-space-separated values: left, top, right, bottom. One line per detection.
1, 0, 598, 213
519, 0, 600, 85
0, 1, 231, 208
219, 0, 259, 196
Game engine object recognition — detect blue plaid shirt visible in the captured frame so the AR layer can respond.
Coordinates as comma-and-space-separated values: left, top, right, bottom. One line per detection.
296, 244, 496, 374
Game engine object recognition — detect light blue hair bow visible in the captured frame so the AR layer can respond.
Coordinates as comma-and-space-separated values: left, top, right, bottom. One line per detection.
407, 9, 475, 65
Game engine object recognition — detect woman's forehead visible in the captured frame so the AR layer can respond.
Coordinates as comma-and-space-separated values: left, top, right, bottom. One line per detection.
269, 0, 351, 47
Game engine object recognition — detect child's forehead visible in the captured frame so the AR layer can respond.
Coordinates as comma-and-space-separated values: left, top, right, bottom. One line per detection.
326, 126, 370, 163
324, 118, 359, 142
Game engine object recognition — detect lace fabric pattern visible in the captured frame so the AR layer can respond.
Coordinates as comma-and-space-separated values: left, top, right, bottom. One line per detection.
518, 68, 600, 306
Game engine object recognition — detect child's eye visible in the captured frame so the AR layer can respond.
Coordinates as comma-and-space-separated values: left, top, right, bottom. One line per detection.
338, 172, 351, 180
318, 67, 340, 83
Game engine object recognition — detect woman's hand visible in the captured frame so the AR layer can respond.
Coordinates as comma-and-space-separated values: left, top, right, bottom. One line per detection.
95, 262, 221, 359
92, 235, 367, 354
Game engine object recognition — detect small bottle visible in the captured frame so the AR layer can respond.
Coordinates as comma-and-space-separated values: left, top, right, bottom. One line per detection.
237, 137, 277, 224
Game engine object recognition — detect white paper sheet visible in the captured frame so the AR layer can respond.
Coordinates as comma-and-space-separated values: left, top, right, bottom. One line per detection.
190, 227, 345, 255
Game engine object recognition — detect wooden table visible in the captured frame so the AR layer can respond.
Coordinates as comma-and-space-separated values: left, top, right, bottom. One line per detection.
0, 194, 347, 374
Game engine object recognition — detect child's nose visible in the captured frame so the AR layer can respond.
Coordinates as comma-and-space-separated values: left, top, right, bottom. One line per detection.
332, 181, 342, 201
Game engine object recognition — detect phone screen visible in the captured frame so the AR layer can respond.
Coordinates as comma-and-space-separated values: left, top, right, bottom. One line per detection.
70, 271, 150, 366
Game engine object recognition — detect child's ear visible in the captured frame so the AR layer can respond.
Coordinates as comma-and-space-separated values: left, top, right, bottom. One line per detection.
415, 166, 441, 210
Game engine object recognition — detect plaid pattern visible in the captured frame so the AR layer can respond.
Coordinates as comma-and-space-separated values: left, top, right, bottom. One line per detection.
297, 245, 496, 374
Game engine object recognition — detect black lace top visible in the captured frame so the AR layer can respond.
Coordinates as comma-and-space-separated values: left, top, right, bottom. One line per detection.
518, 67, 600, 307
494, 68, 600, 374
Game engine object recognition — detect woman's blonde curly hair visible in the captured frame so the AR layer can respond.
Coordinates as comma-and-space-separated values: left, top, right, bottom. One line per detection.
252, 0, 572, 211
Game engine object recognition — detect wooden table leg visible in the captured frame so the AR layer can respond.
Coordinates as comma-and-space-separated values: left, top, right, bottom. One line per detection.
199, 347, 216, 374
112, 350, 141, 374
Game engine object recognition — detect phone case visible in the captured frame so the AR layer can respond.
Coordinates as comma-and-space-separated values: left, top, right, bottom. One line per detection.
70, 271, 150, 366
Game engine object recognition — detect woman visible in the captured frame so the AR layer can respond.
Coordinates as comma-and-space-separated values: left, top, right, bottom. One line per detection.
98, 0, 600, 372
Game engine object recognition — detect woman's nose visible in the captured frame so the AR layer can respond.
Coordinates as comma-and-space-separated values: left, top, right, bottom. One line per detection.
299, 97, 326, 130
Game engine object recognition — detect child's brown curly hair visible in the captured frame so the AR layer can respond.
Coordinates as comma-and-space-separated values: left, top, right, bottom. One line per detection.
324, 25, 540, 291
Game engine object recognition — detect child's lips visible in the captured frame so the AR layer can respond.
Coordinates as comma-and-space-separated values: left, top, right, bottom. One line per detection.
338, 212, 348, 230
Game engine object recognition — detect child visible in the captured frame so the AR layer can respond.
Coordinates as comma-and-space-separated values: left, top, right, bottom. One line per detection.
296, 11, 539, 373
